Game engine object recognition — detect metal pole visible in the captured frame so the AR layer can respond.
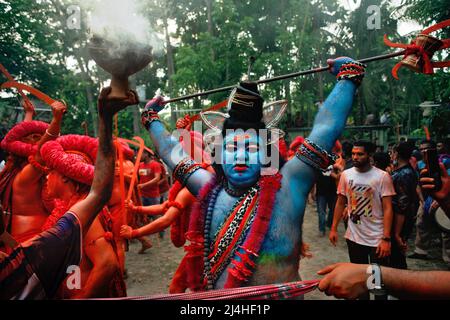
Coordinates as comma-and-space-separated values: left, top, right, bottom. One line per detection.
163, 50, 406, 104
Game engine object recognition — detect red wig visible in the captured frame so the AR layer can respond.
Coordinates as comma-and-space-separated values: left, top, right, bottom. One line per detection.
41, 134, 98, 185
1, 121, 49, 157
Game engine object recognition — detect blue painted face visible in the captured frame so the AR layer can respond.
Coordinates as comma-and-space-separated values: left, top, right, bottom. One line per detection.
222, 131, 264, 189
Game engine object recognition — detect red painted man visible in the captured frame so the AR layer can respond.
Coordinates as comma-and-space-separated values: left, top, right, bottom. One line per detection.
40, 134, 126, 298
2, 102, 66, 246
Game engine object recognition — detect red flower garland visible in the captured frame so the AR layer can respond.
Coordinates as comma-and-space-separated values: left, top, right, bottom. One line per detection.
168, 181, 186, 247
225, 173, 282, 288
183, 173, 283, 291
28, 155, 49, 174
41, 199, 71, 232
184, 177, 217, 291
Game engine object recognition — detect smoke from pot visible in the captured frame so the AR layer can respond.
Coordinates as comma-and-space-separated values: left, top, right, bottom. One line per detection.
83, 0, 163, 59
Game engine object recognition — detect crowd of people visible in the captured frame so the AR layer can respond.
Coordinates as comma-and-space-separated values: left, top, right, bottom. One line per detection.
309, 137, 450, 271
0, 56, 449, 300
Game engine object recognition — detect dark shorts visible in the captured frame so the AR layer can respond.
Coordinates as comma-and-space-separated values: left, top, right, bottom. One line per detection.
0, 212, 82, 299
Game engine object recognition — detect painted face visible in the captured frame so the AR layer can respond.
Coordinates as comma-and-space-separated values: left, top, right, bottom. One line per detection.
222, 131, 264, 189
45, 170, 66, 199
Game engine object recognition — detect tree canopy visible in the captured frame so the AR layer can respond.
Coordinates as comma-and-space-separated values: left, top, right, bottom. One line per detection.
1, 0, 449, 144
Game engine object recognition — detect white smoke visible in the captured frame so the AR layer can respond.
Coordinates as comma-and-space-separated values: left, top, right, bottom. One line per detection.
81, 0, 164, 56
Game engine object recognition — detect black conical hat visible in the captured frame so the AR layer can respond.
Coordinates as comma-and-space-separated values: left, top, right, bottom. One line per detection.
227, 81, 264, 124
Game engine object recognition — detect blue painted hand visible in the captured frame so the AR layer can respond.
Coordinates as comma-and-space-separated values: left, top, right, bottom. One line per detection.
326, 56, 356, 76
145, 95, 165, 113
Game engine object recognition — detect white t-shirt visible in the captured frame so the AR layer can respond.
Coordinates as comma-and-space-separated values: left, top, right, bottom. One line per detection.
337, 166, 396, 247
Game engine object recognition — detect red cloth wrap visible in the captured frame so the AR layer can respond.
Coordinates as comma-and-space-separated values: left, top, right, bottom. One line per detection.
169, 251, 189, 293
0, 157, 26, 216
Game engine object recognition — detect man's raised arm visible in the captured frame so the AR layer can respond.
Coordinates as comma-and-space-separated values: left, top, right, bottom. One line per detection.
307, 58, 361, 150
70, 87, 139, 232
141, 97, 212, 196
284, 57, 363, 185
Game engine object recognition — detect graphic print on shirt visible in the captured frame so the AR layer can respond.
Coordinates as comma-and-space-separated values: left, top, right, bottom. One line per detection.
348, 179, 373, 224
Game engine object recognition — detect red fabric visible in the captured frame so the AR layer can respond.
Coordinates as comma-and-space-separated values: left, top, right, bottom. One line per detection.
169, 254, 189, 293
158, 162, 170, 194
41, 135, 98, 185
41, 199, 67, 231
1, 121, 48, 157
277, 138, 288, 161
138, 160, 162, 198
288, 136, 304, 158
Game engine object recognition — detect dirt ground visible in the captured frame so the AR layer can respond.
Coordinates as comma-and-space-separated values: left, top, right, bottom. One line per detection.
125, 202, 449, 299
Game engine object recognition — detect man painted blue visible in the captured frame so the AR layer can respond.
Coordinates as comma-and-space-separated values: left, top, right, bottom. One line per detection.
140, 57, 365, 291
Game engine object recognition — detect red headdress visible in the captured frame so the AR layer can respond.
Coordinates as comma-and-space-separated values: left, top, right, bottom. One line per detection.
1, 121, 49, 157
41, 134, 98, 185
0, 121, 48, 222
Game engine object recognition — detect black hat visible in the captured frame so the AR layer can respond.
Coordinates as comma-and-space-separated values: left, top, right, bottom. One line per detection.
227, 81, 264, 124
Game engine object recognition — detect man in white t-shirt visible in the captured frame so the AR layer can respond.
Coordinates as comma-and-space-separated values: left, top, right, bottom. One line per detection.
329, 141, 395, 268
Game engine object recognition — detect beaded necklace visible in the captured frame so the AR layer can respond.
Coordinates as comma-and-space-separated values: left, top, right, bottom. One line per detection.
203, 184, 259, 289
203, 184, 222, 289
222, 181, 248, 197
190, 172, 282, 290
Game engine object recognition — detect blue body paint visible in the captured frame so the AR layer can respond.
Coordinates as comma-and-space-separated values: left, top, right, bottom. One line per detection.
147, 73, 357, 287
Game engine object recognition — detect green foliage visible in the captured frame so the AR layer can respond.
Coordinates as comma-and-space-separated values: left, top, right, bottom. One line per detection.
1, 0, 448, 146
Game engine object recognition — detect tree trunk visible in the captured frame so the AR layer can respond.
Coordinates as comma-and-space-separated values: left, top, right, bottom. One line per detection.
75, 54, 98, 136
163, 9, 177, 126
129, 77, 141, 136
205, 0, 215, 61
